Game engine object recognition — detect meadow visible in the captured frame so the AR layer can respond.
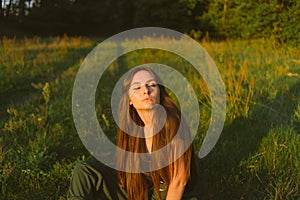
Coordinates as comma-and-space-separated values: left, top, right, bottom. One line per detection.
0, 36, 299, 199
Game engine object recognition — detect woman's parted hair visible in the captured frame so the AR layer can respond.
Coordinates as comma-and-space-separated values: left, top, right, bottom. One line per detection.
117, 67, 192, 200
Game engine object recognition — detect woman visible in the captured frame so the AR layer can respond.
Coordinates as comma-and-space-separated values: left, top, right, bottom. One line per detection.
68, 67, 200, 200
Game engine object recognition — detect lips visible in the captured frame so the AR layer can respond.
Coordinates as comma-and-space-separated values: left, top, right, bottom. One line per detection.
143, 97, 153, 102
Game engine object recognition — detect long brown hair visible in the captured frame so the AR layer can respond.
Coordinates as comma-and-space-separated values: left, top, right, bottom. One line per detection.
117, 67, 192, 200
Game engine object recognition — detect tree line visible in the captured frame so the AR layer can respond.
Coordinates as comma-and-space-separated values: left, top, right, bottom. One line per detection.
0, 0, 299, 44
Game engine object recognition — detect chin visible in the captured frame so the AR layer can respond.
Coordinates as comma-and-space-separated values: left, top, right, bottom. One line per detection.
141, 104, 154, 110
144, 105, 154, 110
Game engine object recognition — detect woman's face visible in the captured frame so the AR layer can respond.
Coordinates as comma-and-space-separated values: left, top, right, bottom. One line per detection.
129, 70, 160, 111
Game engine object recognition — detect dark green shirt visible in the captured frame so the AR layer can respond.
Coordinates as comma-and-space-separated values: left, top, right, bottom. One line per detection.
67, 154, 201, 200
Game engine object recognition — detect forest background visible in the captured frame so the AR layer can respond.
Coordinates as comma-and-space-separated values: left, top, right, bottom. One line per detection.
0, 0, 300, 44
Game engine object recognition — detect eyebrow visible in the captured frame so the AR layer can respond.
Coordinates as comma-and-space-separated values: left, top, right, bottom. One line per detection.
130, 79, 156, 86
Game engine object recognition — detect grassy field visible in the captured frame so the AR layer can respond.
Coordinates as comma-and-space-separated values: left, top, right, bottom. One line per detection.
0, 36, 299, 199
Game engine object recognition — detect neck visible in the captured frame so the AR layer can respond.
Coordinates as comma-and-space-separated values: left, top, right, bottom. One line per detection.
144, 126, 153, 153
137, 109, 152, 126
143, 124, 153, 138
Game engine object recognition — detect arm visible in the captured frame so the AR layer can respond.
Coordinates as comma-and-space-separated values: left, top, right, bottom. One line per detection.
166, 136, 191, 200
166, 155, 188, 200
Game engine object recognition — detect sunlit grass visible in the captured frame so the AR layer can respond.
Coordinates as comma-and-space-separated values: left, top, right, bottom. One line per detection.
0, 36, 299, 199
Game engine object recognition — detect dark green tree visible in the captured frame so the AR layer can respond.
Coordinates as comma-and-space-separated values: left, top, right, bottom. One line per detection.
232, 0, 300, 44
0, 0, 3, 18
133, 0, 193, 32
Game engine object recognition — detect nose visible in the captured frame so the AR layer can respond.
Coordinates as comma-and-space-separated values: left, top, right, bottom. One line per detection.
141, 85, 150, 94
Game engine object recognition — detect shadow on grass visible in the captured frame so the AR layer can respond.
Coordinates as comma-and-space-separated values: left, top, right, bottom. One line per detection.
0, 46, 92, 121
196, 80, 300, 199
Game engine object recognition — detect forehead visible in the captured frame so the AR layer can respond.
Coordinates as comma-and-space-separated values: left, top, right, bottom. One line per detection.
131, 70, 155, 83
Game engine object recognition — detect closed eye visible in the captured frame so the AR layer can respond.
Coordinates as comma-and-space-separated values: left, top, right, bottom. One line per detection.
133, 86, 141, 90
147, 81, 157, 88
148, 83, 157, 88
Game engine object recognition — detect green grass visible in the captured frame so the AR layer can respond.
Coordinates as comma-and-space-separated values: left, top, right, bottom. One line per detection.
0, 36, 299, 199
